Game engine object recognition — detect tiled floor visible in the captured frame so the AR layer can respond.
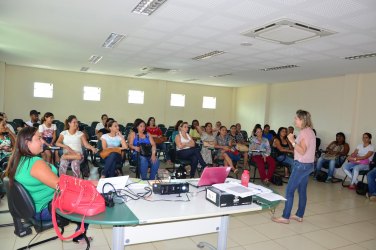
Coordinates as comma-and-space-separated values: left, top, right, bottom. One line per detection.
1, 163, 375, 250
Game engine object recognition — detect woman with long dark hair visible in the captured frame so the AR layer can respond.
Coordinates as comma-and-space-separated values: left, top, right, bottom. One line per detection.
129, 119, 159, 180
6, 127, 91, 243
272, 127, 294, 178
272, 110, 316, 224
55, 115, 97, 177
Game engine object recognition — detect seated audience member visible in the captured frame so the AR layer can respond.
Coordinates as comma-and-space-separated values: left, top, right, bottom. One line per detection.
262, 124, 273, 143
39, 112, 58, 164
229, 125, 249, 167
315, 132, 350, 182
97, 117, 114, 139
251, 124, 262, 140
171, 120, 183, 143
129, 119, 159, 180
6, 127, 91, 243
235, 123, 246, 142
175, 122, 206, 178
342, 132, 374, 189
214, 121, 222, 135
0, 112, 15, 134
95, 114, 108, 137
0, 117, 15, 167
367, 167, 376, 201
100, 120, 128, 178
215, 126, 238, 173
288, 126, 296, 139
146, 117, 170, 162
273, 127, 294, 178
249, 126, 276, 185
189, 119, 201, 141
56, 115, 97, 177
196, 122, 216, 166
26, 110, 41, 127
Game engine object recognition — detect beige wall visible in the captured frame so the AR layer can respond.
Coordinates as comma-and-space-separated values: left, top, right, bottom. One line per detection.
235, 72, 376, 151
3, 65, 234, 127
0, 62, 5, 111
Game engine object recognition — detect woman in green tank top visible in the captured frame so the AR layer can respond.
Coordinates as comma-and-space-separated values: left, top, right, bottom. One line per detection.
6, 127, 92, 244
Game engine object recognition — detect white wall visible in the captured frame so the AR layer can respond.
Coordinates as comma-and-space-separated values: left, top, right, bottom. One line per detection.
3, 65, 234, 127
0, 62, 5, 111
235, 72, 376, 151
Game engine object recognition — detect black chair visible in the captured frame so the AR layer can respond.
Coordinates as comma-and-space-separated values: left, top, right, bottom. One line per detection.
240, 130, 248, 142
13, 119, 24, 129
4, 178, 69, 250
166, 143, 192, 178
90, 121, 99, 129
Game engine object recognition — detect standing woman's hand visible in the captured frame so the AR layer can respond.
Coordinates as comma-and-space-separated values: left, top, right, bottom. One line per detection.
287, 133, 295, 144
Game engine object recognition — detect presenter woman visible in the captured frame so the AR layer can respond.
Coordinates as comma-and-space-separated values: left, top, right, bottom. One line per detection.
272, 110, 316, 224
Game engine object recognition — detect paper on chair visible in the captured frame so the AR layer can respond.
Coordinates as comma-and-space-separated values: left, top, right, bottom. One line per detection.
256, 192, 286, 201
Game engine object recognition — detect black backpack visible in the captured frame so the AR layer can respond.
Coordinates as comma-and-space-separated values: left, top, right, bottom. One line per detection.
315, 171, 328, 182
271, 175, 283, 186
356, 181, 368, 196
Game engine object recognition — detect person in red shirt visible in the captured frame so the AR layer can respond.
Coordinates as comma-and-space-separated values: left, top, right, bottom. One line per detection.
146, 117, 170, 163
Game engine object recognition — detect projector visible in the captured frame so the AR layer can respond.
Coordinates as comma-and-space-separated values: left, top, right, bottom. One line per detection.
152, 182, 189, 195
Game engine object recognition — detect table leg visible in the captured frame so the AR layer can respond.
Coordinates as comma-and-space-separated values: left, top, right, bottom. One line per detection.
217, 215, 229, 250
113, 226, 124, 250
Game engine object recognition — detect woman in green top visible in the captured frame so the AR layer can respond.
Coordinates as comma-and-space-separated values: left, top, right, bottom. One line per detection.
6, 127, 92, 243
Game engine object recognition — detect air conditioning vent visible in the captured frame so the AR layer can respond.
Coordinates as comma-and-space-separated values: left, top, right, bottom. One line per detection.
135, 73, 148, 77
211, 73, 232, 78
80, 67, 89, 72
242, 19, 335, 45
184, 79, 199, 82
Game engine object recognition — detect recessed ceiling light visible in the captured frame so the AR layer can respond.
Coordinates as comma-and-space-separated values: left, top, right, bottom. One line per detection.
102, 33, 125, 48
259, 65, 299, 71
88, 55, 103, 64
344, 53, 376, 60
80, 67, 89, 72
132, 0, 168, 16
192, 50, 226, 61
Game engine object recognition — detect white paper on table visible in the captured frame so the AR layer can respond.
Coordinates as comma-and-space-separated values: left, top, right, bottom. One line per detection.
256, 192, 286, 201
213, 182, 256, 198
247, 182, 273, 194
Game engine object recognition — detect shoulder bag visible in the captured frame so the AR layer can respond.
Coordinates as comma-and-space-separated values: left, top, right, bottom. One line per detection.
137, 134, 152, 157
51, 174, 105, 240
99, 147, 122, 159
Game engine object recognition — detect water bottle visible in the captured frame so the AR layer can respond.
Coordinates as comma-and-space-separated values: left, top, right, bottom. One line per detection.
241, 170, 250, 187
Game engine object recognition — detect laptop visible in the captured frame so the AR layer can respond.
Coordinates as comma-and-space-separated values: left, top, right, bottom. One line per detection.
188, 167, 231, 188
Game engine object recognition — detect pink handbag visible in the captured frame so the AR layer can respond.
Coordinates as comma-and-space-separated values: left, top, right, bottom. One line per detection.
51, 174, 105, 240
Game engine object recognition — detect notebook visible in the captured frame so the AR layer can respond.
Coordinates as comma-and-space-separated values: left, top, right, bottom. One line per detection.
96, 175, 129, 193
188, 167, 231, 187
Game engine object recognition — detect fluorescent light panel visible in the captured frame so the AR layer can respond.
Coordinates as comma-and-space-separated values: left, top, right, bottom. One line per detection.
260, 65, 299, 71
132, 0, 168, 16
88, 55, 103, 64
344, 53, 376, 60
102, 33, 125, 48
192, 50, 226, 60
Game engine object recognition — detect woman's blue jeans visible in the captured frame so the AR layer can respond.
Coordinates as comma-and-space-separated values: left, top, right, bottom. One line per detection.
282, 161, 314, 219
139, 155, 159, 180
103, 152, 122, 177
367, 168, 376, 196
316, 157, 337, 178
276, 155, 294, 168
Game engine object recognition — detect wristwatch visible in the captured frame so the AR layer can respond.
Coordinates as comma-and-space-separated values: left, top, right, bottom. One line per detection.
292, 142, 296, 147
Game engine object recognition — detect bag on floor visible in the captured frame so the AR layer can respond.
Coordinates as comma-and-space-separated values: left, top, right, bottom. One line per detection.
315, 171, 328, 182
51, 174, 105, 240
356, 181, 368, 196
271, 174, 283, 186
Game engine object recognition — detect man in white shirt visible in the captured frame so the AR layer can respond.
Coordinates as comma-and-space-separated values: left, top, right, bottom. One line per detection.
26, 110, 41, 127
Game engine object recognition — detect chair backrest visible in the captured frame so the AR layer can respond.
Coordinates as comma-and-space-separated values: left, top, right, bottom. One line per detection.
4, 178, 36, 220
13, 119, 24, 128
91, 121, 99, 129
240, 130, 248, 141
157, 124, 165, 128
